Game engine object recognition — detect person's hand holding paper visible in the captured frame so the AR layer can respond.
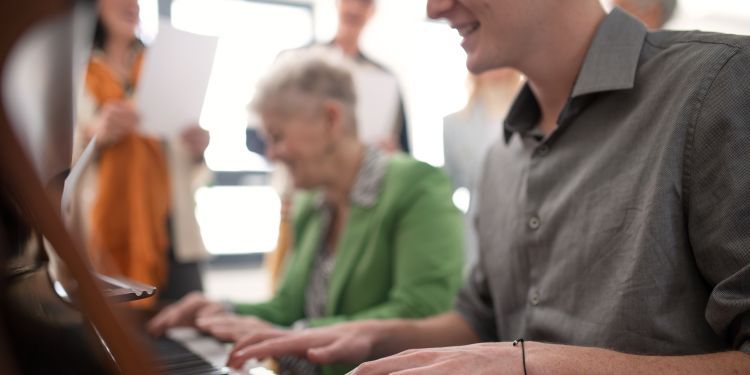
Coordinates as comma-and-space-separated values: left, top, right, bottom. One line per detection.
88, 100, 140, 147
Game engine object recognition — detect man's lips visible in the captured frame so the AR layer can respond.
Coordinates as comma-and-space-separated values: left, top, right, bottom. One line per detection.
453, 21, 480, 37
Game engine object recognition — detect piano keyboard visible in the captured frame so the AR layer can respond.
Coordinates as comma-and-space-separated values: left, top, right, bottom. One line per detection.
153, 336, 229, 374
153, 327, 276, 375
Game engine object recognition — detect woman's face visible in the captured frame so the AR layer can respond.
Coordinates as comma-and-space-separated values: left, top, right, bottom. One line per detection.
261, 104, 340, 190
99, 0, 139, 41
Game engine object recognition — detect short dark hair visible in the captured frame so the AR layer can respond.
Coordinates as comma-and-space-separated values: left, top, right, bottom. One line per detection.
91, 16, 142, 51
92, 17, 107, 50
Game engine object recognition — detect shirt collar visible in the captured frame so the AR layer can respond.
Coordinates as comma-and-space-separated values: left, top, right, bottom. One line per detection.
326, 40, 370, 65
313, 145, 390, 209
503, 8, 647, 143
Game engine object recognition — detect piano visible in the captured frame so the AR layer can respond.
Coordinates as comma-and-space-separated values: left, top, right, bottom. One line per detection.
155, 328, 275, 375
0, 1, 275, 373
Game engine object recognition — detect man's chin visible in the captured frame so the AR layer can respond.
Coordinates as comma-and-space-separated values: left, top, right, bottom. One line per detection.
466, 52, 510, 75
466, 56, 492, 75
464, 53, 481, 72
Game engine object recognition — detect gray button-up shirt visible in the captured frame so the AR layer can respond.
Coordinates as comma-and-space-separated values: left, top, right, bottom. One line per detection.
456, 8, 750, 355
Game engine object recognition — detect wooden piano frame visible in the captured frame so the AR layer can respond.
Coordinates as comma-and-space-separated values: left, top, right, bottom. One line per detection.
0, 1, 156, 373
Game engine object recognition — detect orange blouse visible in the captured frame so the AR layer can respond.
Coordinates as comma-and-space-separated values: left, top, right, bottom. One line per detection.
85, 50, 170, 305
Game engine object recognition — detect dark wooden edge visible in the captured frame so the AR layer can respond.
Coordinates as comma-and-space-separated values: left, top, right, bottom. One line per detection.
0, 210, 20, 374
0, 2, 155, 373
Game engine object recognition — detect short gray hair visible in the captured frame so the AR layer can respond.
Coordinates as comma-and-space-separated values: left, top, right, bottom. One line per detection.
251, 47, 357, 127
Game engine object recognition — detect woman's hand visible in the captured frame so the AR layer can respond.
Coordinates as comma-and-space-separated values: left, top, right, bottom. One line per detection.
88, 101, 139, 147
195, 314, 275, 342
227, 320, 382, 369
146, 291, 228, 337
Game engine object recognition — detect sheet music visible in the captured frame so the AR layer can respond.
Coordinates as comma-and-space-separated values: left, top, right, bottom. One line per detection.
135, 19, 217, 137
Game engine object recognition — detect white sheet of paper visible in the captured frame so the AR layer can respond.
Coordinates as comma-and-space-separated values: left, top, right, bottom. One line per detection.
352, 65, 400, 145
135, 20, 217, 137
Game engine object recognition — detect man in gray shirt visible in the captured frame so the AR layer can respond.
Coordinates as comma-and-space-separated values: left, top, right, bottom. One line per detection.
227, 1, 750, 373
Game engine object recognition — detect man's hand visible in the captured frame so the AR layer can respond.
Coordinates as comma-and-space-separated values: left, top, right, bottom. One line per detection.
348, 342, 750, 375
346, 342, 526, 375
146, 291, 227, 337
195, 314, 275, 342
226, 320, 382, 369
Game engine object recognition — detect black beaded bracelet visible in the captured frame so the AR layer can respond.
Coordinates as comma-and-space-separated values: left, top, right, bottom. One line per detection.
512, 338, 528, 375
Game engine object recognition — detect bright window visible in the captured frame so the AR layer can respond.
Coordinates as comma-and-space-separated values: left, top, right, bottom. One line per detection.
195, 186, 281, 255
170, 0, 314, 254
171, 0, 313, 172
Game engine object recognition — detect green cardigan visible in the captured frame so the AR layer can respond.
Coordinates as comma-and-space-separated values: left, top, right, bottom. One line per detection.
234, 154, 463, 374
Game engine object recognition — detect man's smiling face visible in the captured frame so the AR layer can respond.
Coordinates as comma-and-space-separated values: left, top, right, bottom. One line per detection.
427, 0, 540, 73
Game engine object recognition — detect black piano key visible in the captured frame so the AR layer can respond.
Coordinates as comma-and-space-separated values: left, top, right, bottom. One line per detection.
150, 336, 230, 375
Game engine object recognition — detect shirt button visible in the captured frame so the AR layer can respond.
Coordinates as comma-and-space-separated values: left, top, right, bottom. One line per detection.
528, 216, 541, 230
530, 290, 540, 305
536, 145, 550, 157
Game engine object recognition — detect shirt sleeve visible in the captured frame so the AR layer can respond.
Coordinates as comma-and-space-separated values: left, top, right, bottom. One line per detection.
687, 46, 750, 354
232, 258, 306, 326
233, 194, 317, 326
454, 260, 499, 342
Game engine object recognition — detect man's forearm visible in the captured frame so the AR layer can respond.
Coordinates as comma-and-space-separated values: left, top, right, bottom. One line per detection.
528, 342, 750, 374
637, 351, 750, 374
348, 340, 750, 374
371, 311, 482, 359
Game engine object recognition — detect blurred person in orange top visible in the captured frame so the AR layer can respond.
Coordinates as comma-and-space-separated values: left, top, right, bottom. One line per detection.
73, 0, 211, 309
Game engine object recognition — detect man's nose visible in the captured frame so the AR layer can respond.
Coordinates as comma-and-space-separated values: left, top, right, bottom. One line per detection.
426, 0, 454, 20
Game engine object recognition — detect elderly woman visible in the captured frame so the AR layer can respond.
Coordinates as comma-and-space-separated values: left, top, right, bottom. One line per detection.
148, 49, 463, 374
